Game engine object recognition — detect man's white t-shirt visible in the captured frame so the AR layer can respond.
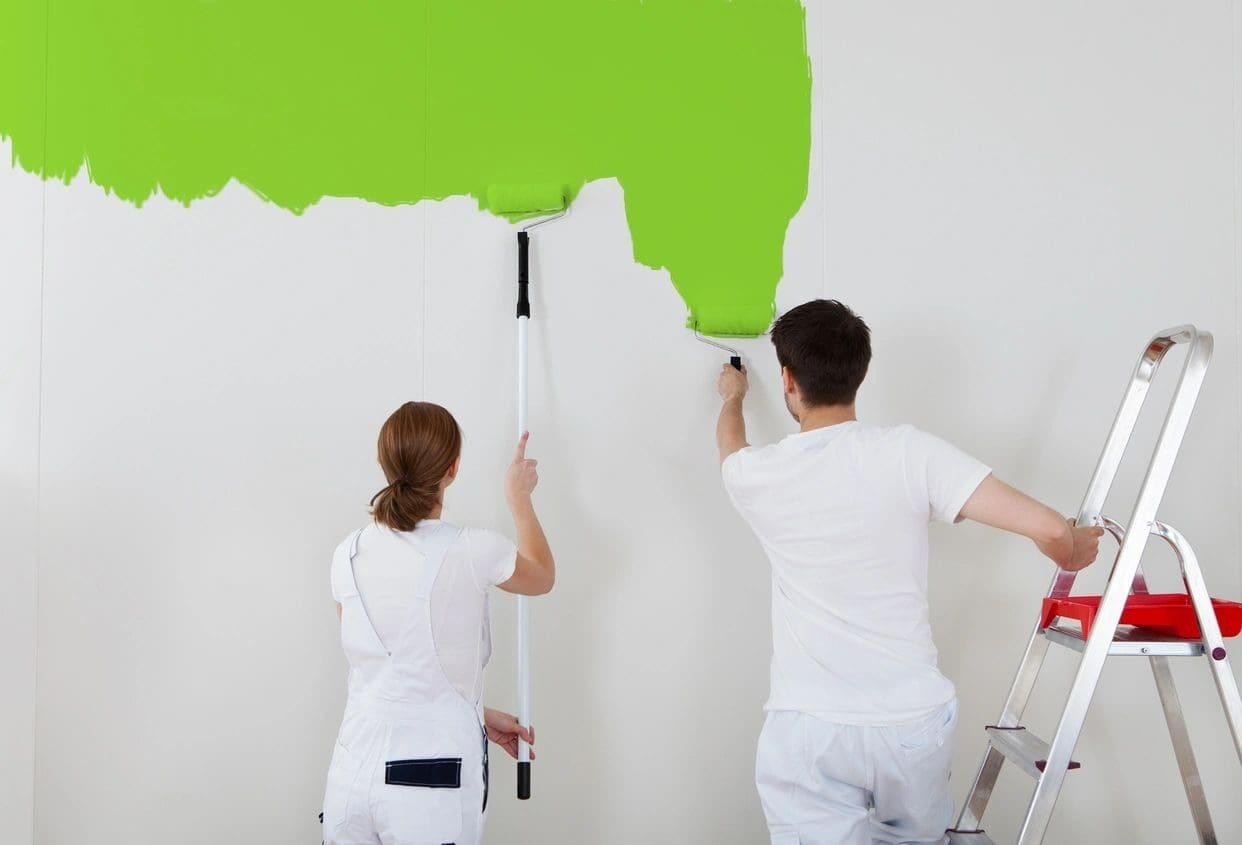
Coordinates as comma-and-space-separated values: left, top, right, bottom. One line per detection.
337, 520, 518, 704
722, 421, 990, 725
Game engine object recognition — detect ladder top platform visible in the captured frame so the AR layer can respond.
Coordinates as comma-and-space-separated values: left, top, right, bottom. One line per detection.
1043, 623, 1211, 657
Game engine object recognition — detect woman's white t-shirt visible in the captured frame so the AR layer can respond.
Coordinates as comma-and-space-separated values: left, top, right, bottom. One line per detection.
337, 520, 518, 704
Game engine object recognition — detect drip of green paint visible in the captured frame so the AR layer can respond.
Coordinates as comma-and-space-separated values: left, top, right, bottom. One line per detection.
0, 0, 811, 338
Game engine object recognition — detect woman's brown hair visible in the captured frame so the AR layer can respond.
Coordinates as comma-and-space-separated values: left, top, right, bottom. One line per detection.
370, 402, 463, 532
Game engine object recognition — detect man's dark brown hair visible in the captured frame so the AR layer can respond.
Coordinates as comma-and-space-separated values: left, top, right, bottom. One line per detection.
770, 299, 872, 407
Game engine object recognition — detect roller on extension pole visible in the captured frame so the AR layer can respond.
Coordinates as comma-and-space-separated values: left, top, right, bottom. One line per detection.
484, 183, 569, 801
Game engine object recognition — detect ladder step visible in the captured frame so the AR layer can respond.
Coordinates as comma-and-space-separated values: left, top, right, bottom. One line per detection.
985, 726, 1081, 779
1044, 624, 1206, 657
946, 830, 995, 844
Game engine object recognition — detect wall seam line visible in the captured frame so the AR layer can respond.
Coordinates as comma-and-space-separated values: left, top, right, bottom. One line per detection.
32, 0, 53, 840
422, 0, 431, 400
820, 0, 828, 302
1233, 0, 1240, 587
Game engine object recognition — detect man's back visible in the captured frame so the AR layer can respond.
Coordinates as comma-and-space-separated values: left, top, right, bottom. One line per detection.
723, 420, 990, 724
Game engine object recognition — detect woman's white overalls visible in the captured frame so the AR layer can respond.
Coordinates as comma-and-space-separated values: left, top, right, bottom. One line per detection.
324, 522, 490, 845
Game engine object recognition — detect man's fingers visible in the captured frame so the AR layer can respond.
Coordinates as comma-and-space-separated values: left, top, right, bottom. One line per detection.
517, 725, 534, 745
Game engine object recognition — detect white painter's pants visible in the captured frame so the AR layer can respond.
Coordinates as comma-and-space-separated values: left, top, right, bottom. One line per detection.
756, 699, 957, 845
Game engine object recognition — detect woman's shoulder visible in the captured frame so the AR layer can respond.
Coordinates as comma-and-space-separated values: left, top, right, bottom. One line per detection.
333, 523, 372, 557
447, 524, 518, 588
453, 524, 515, 549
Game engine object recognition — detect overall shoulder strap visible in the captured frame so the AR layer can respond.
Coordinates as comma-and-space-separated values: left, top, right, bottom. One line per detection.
414, 522, 463, 600
331, 526, 368, 600
348, 525, 366, 559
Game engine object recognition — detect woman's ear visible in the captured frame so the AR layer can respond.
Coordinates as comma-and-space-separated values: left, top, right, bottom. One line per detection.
444, 456, 462, 486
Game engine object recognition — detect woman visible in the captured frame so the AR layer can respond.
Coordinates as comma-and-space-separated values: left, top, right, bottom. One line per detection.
323, 401, 555, 845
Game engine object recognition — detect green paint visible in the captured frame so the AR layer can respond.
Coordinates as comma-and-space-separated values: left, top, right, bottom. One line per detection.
1, 1, 811, 337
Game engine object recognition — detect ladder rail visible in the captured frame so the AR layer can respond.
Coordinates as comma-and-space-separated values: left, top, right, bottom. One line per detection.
1153, 521, 1242, 765
1073, 328, 1194, 524
957, 633, 1051, 831
1149, 655, 1216, 845
1114, 519, 1217, 844
1018, 328, 1213, 843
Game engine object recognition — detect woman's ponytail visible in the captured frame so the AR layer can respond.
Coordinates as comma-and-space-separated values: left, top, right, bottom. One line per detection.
370, 402, 462, 531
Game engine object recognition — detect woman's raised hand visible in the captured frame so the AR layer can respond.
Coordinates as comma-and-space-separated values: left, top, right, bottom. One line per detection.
505, 432, 539, 508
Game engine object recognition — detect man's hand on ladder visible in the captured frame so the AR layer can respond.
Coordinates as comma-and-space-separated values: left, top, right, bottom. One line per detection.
1039, 518, 1105, 572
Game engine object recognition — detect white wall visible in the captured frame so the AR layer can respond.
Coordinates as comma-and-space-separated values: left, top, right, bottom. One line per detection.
4, 2, 1242, 843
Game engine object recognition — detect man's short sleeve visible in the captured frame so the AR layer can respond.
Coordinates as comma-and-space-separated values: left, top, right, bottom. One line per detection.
465, 527, 519, 589
906, 428, 992, 524
721, 446, 759, 511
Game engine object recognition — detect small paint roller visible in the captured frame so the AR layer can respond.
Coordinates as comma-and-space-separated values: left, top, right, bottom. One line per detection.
691, 305, 774, 368
695, 322, 743, 370
483, 182, 569, 802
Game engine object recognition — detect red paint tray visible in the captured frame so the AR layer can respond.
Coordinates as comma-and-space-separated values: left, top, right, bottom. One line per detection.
1040, 593, 1242, 640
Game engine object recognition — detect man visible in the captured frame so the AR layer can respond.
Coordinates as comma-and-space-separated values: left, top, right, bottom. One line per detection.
715, 300, 1103, 845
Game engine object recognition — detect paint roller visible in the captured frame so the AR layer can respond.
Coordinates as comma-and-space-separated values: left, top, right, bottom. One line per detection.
694, 323, 743, 370
483, 182, 569, 802
485, 184, 569, 330
691, 305, 774, 369
485, 183, 567, 221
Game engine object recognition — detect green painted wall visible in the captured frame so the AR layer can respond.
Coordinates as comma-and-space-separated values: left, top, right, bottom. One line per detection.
0, 1, 811, 337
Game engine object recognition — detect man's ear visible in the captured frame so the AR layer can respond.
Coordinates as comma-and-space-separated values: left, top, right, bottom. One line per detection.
782, 366, 797, 396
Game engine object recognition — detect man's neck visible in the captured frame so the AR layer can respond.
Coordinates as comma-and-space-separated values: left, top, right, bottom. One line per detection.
799, 404, 857, 433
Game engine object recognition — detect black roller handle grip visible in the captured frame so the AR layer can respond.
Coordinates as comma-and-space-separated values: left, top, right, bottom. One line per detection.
516, 231, 531, 318
730, 355, 742, 370
517, 761, 531, 800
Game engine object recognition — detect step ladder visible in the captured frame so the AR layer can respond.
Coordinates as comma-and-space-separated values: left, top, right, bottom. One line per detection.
947, 326, 1242, 845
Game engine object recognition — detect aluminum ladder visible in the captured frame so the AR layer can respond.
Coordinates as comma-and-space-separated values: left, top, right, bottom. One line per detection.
947, 326, 1242, 844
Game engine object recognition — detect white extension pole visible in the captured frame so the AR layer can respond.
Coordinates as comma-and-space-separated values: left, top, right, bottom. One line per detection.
514, 227, 533, 799
516, 315, 531, 781
509, 196, 564, 800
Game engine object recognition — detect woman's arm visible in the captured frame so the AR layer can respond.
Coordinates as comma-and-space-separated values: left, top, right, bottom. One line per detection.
498, 433, 556, 596
484, 707, 535, 760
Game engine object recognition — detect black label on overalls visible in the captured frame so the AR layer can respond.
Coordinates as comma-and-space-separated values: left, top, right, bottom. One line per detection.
384, 757, 463, 788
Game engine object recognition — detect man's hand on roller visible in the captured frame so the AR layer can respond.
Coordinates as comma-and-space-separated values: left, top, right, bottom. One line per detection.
718, 363, 749, 403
